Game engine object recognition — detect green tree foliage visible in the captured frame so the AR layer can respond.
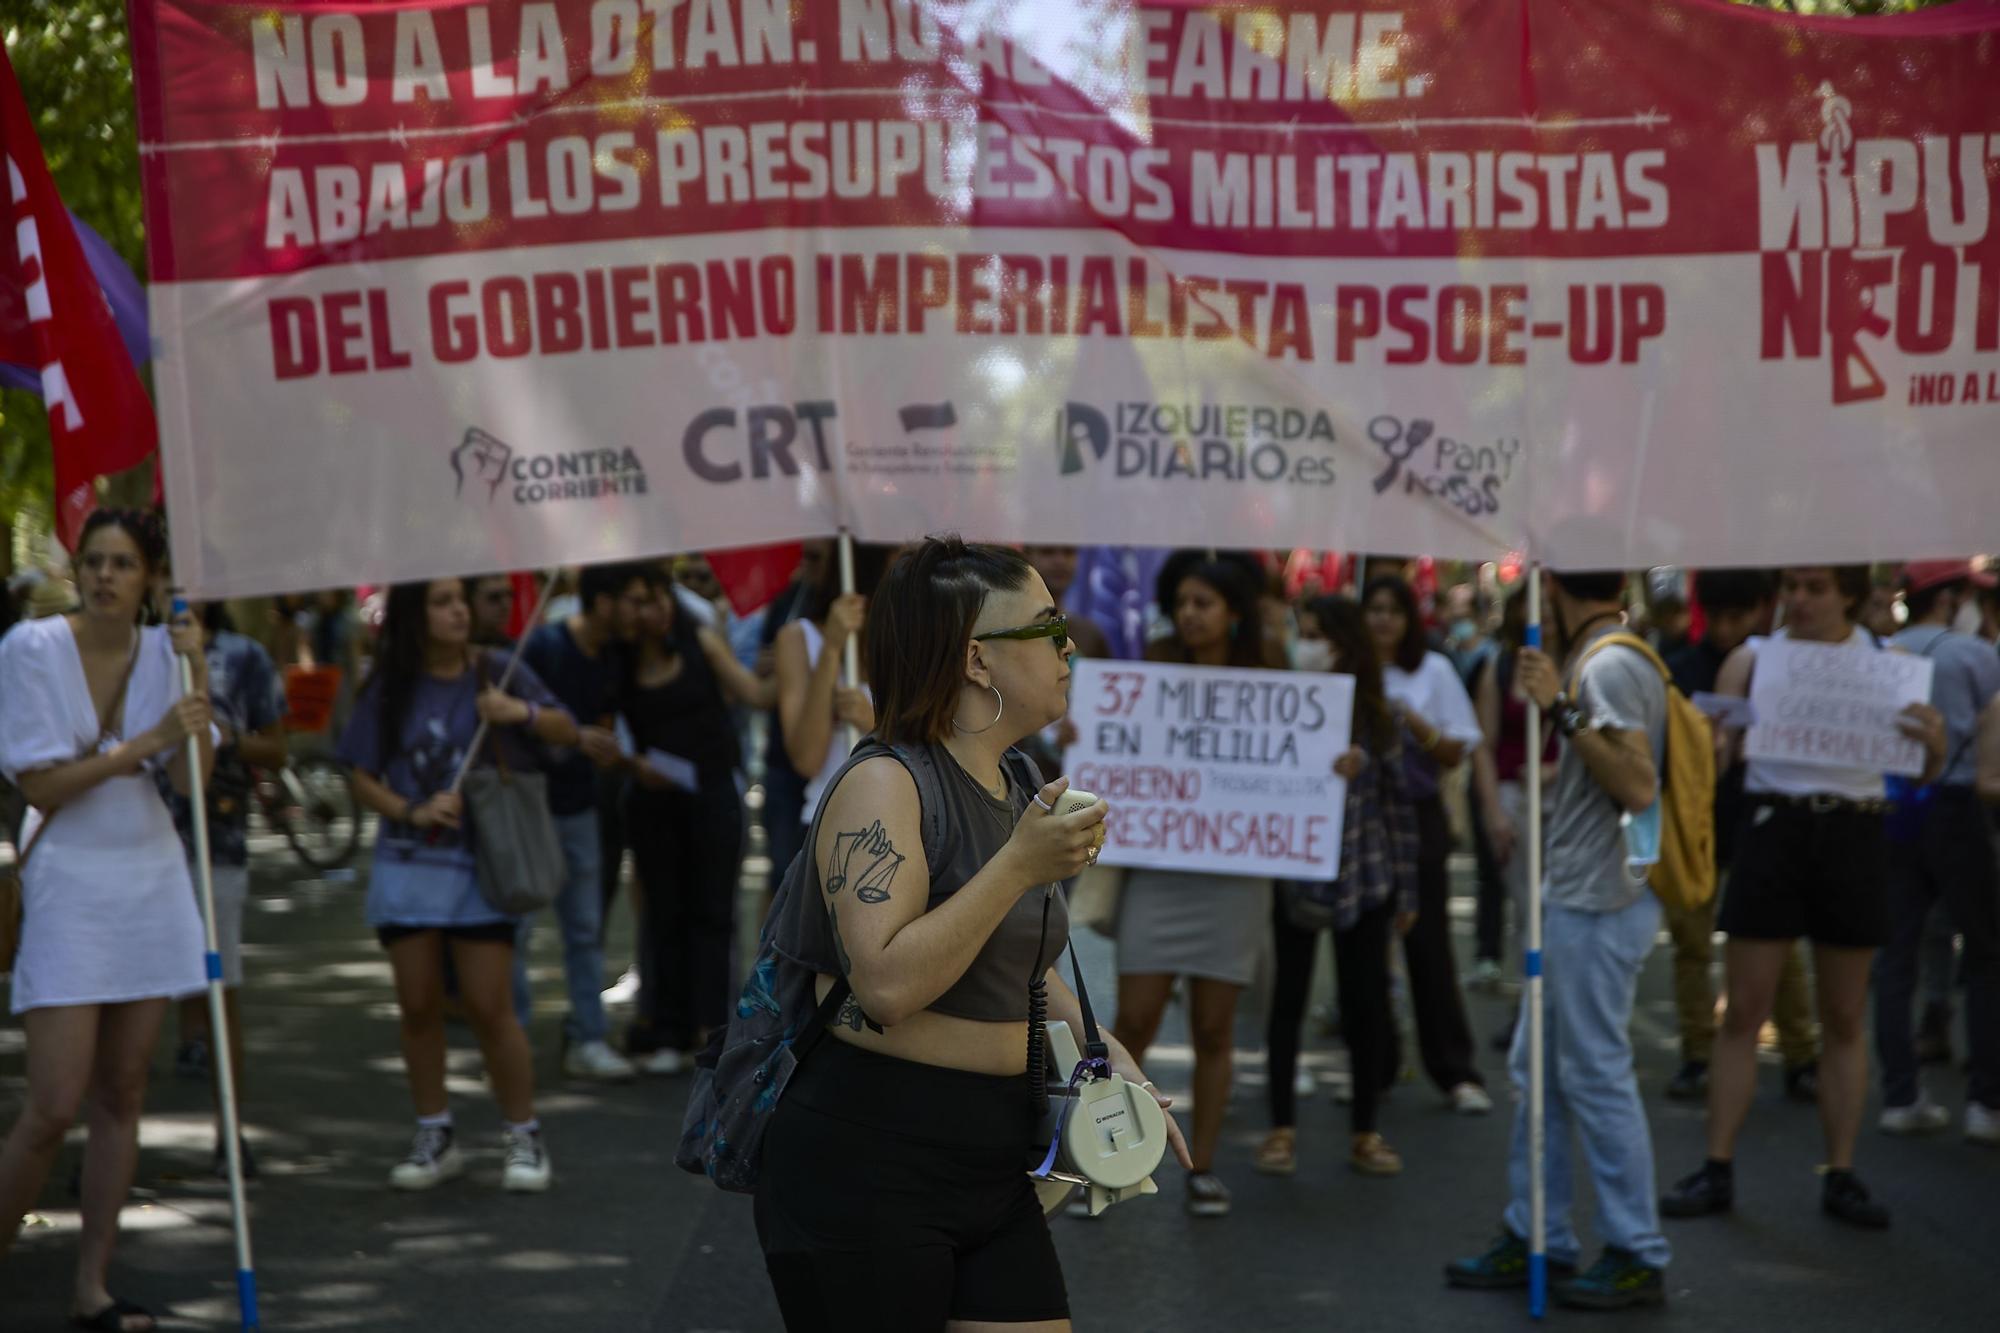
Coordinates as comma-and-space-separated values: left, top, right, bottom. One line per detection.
2, 0, 145, 534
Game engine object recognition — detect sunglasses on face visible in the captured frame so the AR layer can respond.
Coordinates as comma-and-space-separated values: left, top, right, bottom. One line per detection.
973, 615, 1070, 657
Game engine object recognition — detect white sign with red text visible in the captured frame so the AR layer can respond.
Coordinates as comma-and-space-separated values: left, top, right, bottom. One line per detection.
1064, 659, 1353, 880
128, 0, 2000, 595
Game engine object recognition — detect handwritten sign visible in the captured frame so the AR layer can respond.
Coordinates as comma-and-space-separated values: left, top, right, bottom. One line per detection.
1743, 637, 1934, 778
1065, 660, 1353, 880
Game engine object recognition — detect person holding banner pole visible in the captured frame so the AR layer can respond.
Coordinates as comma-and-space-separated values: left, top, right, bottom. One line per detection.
1662, 567, 1946, 1230
335, 578, 576, 1194
1447, 568, 1672, 1310
775, 544, 895, 831
0, 509, 213, 1333
1363, 574, 1492, 1114
1114, 552, 1280, 1218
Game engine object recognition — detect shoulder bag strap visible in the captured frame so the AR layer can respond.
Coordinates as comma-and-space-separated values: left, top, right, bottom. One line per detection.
14, 631, 143, 876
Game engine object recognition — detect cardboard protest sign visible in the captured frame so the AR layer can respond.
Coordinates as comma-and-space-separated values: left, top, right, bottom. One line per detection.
1743, 636, 1934, 778
1065, 659, 1352, 879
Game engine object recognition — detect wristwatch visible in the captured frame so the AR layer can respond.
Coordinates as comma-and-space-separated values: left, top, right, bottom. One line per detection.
1551, 692, 1587, 738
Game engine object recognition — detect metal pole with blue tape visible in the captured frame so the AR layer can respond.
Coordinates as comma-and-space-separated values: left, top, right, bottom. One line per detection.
1524, 566, 1547, 1319
171, 594, 260, 1331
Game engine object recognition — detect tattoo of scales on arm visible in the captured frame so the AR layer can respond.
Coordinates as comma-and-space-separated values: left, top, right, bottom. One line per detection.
826, 820, 904, 904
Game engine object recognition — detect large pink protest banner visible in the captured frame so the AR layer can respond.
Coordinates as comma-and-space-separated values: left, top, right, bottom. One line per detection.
129, 0, 2000, 596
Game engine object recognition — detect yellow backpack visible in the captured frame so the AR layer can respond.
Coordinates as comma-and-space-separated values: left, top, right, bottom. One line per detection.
1570, 633, 1718, 912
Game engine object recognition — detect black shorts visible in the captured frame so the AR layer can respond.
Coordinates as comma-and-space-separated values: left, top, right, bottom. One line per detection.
754, 1037, 1069, 1331
375, 922, 517, 948
1717, 799, 1890, 948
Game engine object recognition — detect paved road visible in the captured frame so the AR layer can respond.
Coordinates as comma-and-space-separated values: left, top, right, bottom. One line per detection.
4, 828, 1995, 1331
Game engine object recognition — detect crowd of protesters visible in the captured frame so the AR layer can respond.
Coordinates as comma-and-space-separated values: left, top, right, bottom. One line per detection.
4, 518, 2000, 1325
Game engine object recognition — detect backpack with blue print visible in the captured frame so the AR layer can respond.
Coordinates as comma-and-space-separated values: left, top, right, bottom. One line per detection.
675, 738, 954, 1193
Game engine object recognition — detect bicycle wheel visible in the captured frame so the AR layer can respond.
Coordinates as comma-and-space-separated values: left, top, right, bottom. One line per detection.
283, 756, 363, 870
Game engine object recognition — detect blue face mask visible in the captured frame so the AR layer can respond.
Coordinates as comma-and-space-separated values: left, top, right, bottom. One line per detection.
1450, 618, 1477, 643
1622, 802, 1662, 868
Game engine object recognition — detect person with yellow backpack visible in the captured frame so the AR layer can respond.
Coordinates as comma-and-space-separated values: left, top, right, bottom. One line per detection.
1447, 570, 1686, 1311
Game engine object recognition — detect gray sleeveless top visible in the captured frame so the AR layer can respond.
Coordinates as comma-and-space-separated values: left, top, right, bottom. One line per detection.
772, 740, 1069, 1022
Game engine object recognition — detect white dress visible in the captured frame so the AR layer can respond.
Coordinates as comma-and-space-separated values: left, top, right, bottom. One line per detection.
0, 618, 208, 1013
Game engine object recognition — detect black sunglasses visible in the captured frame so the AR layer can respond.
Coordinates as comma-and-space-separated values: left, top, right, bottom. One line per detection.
973, 615, 1070, 657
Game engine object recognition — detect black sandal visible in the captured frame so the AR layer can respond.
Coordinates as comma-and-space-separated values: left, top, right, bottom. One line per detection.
71, 1298, 156, 1331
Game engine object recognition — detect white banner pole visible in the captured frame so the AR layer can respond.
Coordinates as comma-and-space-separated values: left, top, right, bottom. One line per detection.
1525, 565, 1548, 1320
838, 530, 860, 753
171, 596, 259, 1332
449, 571, 558, 795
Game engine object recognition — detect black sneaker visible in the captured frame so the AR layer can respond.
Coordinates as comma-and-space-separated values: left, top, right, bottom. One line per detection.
1661, 1162, 1733, 1218
1784, 1061, 1819, 1104
1821, 1169, 1890, 1230
1444, 1230, 1578, 1290
1555, 1246, 1667, 1310
1666, 1061, 1709, 1101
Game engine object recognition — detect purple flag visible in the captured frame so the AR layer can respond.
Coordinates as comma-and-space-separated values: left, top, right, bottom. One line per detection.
0, 210, 148, 392
1070, 547, 1171, 662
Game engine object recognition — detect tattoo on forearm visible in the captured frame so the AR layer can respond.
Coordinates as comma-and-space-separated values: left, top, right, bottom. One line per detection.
826, 821, 903, 904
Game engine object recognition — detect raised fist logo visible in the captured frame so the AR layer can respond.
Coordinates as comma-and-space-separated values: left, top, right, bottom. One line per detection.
452, 428, 512, 502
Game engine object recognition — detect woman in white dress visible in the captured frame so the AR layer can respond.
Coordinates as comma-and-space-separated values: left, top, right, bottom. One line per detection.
0, 509, 214, 1333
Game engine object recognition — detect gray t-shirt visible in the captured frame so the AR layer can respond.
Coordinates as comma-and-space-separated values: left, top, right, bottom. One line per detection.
1545, 630, 1668, 914
1891, 625, 2000, 788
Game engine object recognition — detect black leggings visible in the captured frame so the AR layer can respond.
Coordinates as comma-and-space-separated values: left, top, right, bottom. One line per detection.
1394, 796, 1482, 1092
1267, 897, 1397, 1136
756, 1039, 1068, 1330
627, 783, 744, 1052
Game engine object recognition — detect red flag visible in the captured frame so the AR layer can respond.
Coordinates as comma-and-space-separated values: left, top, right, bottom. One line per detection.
707, 543, 805, 617
0, 49, 157, 549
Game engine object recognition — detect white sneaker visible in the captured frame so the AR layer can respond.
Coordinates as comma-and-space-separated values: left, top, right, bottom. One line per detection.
1880, 1098, 1951, 1136
639, 1048, 685, 1077
564, 1040, 636, 1082
502, 1129, 552, 1193
1468, 960, 1505, 993
1965, 1102, 2000, 1147
601, 966, 641, 1006
1450, 1083, 1494, 1116
388, 1124, 465, 1191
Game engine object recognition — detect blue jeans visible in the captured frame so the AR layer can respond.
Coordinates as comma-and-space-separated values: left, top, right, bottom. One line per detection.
512, 810, 610, 1044
1503, 893, 1671, 1270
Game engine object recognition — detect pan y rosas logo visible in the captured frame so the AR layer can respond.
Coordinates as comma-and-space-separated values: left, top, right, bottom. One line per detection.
1056, 401, 1337, 486
452, 429, 648, 505
1756, 83, 1999, 408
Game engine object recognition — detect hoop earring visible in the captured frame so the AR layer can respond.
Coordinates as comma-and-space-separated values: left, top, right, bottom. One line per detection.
952, 684, 1005, 735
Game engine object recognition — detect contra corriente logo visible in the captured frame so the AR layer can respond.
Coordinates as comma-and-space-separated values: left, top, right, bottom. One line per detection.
452, 428, 647, 505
